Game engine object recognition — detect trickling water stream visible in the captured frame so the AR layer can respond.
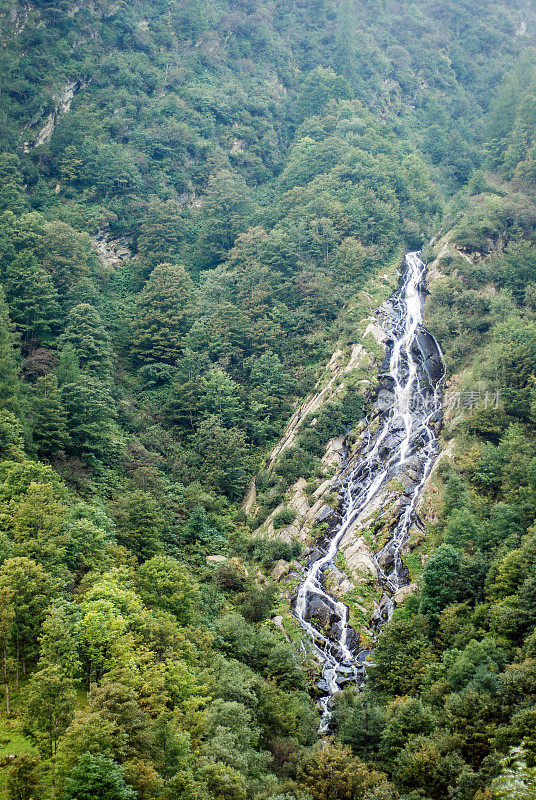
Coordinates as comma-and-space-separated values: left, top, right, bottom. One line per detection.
294, 251, 445, 733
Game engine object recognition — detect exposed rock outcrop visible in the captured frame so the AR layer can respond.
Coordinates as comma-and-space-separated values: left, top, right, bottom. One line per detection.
265, 336, 375, 471
206, 555, 227, 564
271, 560, 290, 581
91, 231, 132, 273
340, 533, 378, 581
23, 80, 87, 152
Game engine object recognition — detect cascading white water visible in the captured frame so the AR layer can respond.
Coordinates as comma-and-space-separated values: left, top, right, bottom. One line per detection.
294, 251, 444, 733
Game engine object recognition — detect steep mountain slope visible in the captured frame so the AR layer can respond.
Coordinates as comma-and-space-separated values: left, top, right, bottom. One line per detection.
0, 1, 536, 799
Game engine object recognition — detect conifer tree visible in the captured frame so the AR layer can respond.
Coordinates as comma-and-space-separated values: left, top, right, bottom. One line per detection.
61, 375, 115, 458
31, 373, 69, 458
59, 304, 113, 379
137, 200, 186, 271
131, 263, 194, 365
111, 490, 162, 561
0, 287, 19, 413
3, 252, 61, 346
195, 170, 256, 269
40, 221, 95, 295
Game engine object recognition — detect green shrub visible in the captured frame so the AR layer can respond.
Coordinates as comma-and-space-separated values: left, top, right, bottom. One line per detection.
273, 508, 296, 529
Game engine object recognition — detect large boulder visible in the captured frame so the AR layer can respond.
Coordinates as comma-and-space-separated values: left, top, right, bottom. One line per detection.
271, 560, 290, 581
340, 533, 378, 581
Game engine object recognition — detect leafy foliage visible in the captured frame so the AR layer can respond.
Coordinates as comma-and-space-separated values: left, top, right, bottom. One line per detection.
0, 1, 535, 799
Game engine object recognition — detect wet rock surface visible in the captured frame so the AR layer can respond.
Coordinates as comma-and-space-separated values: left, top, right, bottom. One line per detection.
415, 328, 444, 384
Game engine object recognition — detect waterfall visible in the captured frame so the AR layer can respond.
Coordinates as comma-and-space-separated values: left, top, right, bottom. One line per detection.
293, 251, 445, 733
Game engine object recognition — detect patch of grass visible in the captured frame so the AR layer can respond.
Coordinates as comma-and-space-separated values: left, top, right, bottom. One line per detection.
362, 332, 385, 362
0, 718, 34, 758
344, 578, 382, 637
335, 551, 349, 573
0, 714, 37, 797
361, 527, 376, 550
403, 551, 424, 581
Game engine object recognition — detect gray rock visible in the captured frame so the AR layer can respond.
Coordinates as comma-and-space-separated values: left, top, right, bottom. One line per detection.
206, 555, 227, 564
271, 560, 290, 581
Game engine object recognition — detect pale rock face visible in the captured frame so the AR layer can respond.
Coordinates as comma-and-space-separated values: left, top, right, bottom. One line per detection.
23, 81, 86, 152
325, 565, 355, 598
393, 583, 418, 604
230, 138, 244, 154
322, 435, 345, 468
33, 114, 56, 149
271, 560, 290, 581
313, 478, 333, 499
274, 524, 303, 544
327, 348, 344, 371
206, 555, 228, 564
304, 499, 329, 525
344, 343, 366, 372
363, 318, 387, 346
91, 232, 131, 272
265, 337, 372, 470
271, 615, 290, 640
262, 503, 283, 540
242, 477, 258, 515
288, 478, 310, 517
340, 533, 378, 581
338, 578, 354, 595
516, 17, 527, 35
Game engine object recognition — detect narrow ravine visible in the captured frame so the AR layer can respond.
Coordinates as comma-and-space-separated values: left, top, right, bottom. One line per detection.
294, 251, 445, 732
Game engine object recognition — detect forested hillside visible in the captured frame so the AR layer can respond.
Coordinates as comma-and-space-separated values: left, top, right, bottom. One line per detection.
1, 0, 536, 798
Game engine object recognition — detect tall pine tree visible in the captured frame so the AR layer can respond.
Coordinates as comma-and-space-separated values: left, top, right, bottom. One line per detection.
131, 263, 194, 365
3, 252, 61, 346
0, 287, 19, 413
59, 304, 113, 379
31, 374, 69, 458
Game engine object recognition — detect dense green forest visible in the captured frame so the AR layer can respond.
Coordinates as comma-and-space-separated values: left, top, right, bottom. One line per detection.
1, 0, 536, 798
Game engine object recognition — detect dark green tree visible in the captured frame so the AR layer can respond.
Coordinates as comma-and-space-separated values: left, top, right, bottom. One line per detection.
137, 555, 199, 624
193, 416, 252, 500
131, 263, 194, 365
40, 221, 96, 295
369, 616, 433, 696
195, 170, 257, 269
3, 252, 61, 345
421, 544, 463, 616
0, 287, 19, 412
61, 375, 116, 458
296, 67, 353, 120
59, 304, 113, 379
30, 374, 69, 458
137, 199, 187, 270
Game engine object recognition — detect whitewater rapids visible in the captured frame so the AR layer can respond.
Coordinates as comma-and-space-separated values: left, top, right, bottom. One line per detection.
293, 251, 445, 732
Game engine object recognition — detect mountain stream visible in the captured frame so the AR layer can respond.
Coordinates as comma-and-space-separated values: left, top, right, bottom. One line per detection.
294, 251, 445, 732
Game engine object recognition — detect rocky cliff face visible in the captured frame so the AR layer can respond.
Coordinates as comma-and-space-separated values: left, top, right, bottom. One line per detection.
22, 80, 87, 152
